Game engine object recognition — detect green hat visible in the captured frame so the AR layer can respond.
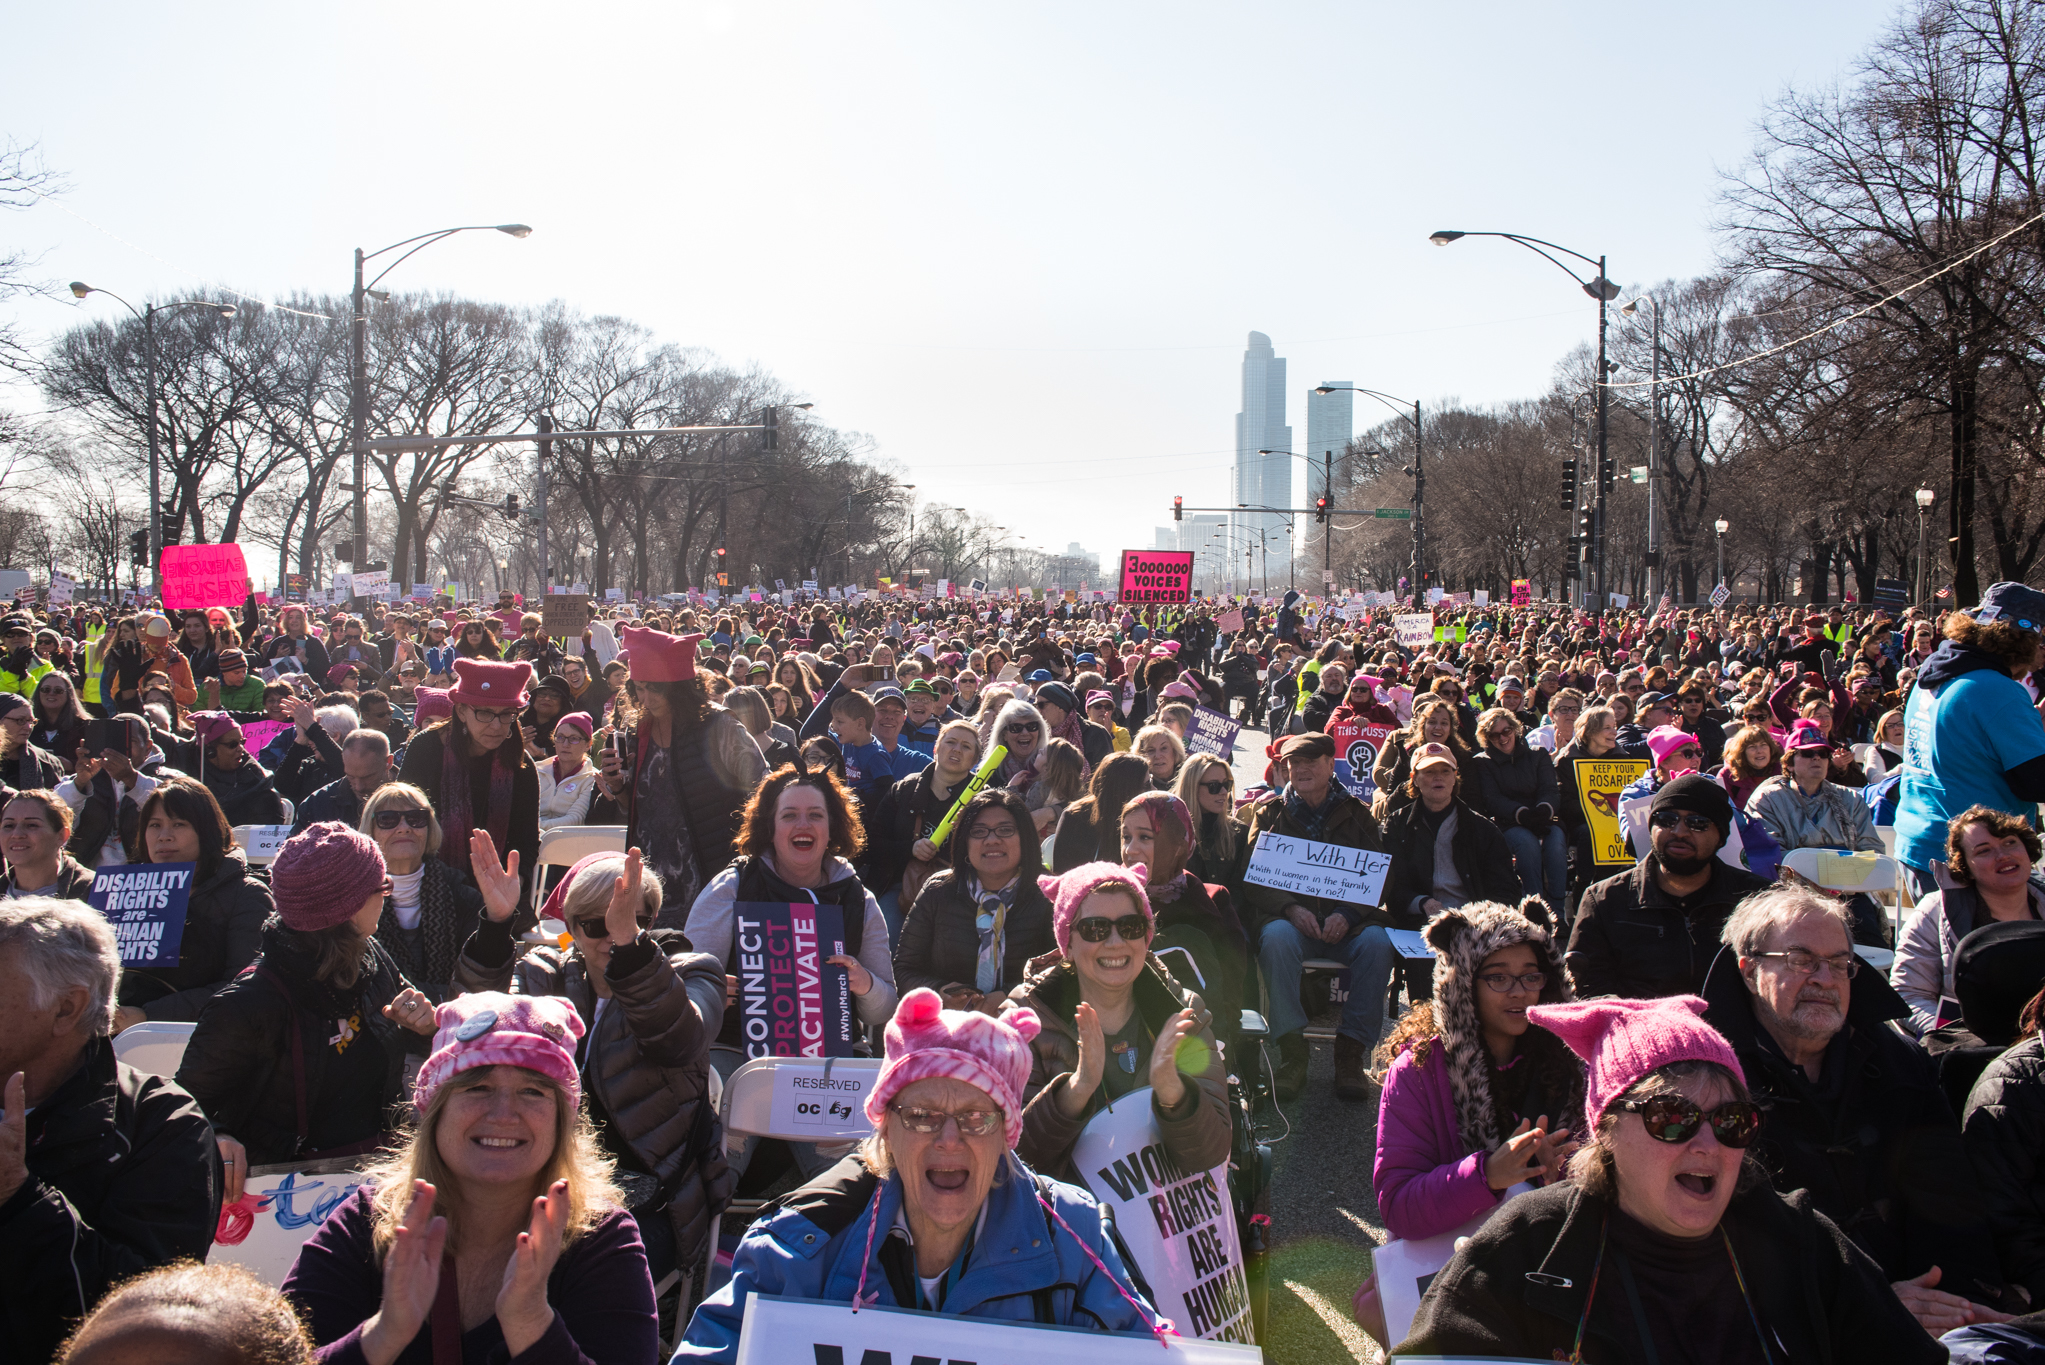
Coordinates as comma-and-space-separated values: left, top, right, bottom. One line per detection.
743, 634, 764, 646
903, 678, 937, 696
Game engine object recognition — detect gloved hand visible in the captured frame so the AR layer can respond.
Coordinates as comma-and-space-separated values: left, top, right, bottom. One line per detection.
1531, 802, 1555, 834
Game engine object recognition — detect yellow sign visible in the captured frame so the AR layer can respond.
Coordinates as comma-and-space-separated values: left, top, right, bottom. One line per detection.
1575, 758, 1650, 867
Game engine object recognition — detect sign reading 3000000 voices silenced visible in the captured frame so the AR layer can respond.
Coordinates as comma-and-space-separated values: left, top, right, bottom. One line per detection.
1119, 550, 1195, 604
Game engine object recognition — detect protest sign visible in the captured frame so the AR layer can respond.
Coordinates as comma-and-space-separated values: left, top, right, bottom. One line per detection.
1574, 759, 1650, 866
1216, 609, 1245, 633
541, 592, 589, 639
160, 545, 249, 610
1373, 1188, 1533, 1350
48, 572, 74, 604
1119, 550, 1195, 604
1244, 832, 1391, 905
1386, 928, 1433, 959
1326, 718, 1393, 803
764, 1057, 880, 1138
1473, 589, 1489, 606
734, 1295, 1261, 1365
240, 719, 290, 754
89, 863, 196, 966
210, 1162, 371, 1286
1075, 1089, 1255, 1343
732, 903, 854, 1058
1394, 613, 1433, 647
1185, 705, 1241, 759
1511, 578, 1531, 607
347, 568, 389, 599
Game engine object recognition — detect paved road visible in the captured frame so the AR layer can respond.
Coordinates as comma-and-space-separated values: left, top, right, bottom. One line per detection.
1227, 726, 1388, 1363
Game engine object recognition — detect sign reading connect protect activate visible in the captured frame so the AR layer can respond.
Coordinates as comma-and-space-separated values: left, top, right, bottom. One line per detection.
733, 1296, 1262, 1364
1119, 550, 1195, 604
1244, 832, 1391, 906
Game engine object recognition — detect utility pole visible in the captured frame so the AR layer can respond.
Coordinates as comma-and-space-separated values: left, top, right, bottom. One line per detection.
536, 412, 552, 592
1592, 253, 1612, 607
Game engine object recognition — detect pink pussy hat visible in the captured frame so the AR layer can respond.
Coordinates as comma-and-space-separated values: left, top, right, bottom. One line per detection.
415, 991, 586, 1114
1040, 861, 1154, 956
1526, 995, 1743, 1127
865, 988, 1041, 1147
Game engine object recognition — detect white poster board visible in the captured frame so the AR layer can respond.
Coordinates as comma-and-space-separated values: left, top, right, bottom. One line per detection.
210, 1162, 372, 1285
735, 1295, 1260, 1364
1074, 1089, 1254, 1344
765, 1059, 878, 1138
1394, 614, 1433, 647
1373, 1187, 1532, 1349
1244, 832, 1391, 906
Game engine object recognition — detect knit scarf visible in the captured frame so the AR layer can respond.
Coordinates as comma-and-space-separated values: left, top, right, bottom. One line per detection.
437, 728, 513, 879
376, 860, 458, 994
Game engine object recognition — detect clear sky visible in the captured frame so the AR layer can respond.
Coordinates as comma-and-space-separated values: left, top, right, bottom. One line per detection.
4, 0, 1896, 574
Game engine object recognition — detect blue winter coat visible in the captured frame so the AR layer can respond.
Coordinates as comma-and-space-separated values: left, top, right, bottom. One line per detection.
673, 1153, 1161, 1361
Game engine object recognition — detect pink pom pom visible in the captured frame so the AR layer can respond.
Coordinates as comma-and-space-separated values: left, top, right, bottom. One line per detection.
1005, 1006, 1042, 1044
895, 986, 944, 1027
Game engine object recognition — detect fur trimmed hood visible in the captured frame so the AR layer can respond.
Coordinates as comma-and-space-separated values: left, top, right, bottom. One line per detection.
1423, 896, 1580, 1153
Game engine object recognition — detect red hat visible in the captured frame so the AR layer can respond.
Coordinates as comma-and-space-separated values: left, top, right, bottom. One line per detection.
271, 821, 388, 932
446, 656, 533, 710
412, 686, 453, 726
619, 625, 702, 682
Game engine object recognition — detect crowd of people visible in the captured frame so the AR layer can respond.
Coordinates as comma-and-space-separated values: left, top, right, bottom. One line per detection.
3, 578, 2045, 1362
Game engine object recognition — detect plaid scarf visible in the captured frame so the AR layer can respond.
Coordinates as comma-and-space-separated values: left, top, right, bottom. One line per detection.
1283, 783, 1341, 839
436, 727, 514, 883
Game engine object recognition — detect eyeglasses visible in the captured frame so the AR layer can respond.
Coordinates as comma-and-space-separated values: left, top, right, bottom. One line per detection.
36, 685, 66, 695
1649, 811, 1716, 833
1199, 780, 1231, 795
1673, 745, 1703, 759
467, 708, 520, 727
1476, 969, 1548, 993
212, 738, 246, 751
967, 822, 1019, 841
889, 1103, 1004, 1137
574, 912, 655, 939
1616, 1095, 1761, 1148
1073, 914, 1151, 943
1003, 722, 1041, 736
1752, 949, 1859, 978
373, 809, 432, 831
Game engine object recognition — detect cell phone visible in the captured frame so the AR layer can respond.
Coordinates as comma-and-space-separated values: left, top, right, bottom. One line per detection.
85, 719, 126, 754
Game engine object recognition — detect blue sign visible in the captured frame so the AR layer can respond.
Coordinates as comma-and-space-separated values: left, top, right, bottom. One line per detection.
88, 862, 196, 967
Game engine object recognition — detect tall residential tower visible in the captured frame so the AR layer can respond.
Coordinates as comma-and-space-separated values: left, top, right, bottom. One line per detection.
1234, 332, 1291, 590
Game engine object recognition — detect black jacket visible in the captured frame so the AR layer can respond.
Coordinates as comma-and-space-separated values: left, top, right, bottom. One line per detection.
863, 765, 967, 896
0, 1037, 220, 1365
1396, 1180, 1941, 1364
119, 850, 274, 1023
1301, 688, 1342, 734
1565, 854, 1773, 1000
195, 757, 289, 828
177, 921, 424, 1166
1965, 1032, 2045, 1305
1380, 796, 1525, 923
292, 775, 364, 835
1074, 717, 1115, 769
1470, 740, 1562, 832
1702, 946, 2008, 1304
0, 741, 64, 795
894, 868, 1056, 1000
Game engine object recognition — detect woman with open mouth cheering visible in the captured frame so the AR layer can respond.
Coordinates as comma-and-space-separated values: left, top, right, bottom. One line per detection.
1396, 993, 1943, 1363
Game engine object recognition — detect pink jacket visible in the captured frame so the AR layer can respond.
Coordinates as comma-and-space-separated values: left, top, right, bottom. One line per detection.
1372, 1041, 1502, 1242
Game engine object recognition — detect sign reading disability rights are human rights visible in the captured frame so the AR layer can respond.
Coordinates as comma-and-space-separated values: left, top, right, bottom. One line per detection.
1119, 550, 1195, 604
88, 862, 196, 967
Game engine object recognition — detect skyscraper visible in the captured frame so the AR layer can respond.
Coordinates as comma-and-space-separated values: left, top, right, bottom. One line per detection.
1234, 332, 1291, 588
1305, 382, 1353, 503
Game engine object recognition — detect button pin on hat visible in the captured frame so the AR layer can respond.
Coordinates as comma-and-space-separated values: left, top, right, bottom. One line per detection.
455, 1009, 498, 1041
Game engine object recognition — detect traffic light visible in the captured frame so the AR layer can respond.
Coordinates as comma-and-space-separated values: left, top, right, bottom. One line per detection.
1560, 459, 1578, 512
1578, 508, 1595, 544
1173, 496, 1183, 522
502, 493, 520, 522
1314, 494, 1330, 523
1598, 454, 1615, 495
128, 529, 148, 565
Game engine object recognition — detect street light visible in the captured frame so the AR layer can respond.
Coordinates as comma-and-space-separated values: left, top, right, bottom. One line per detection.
1432, 230, 1621, 603
1311, 386, 1427, 594
1620, 294, 1664, 602
1714, 518, 1730, 594
1915, 487, 1936, 604
69, 283, 237, 600
351, 224, 530, 592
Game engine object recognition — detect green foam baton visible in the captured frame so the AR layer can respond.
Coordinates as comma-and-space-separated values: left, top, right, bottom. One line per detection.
927, 743, 1009, 849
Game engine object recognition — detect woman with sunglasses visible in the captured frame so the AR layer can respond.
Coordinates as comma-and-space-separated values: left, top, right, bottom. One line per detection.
453, 846, 731, 1308
453, 617, 502, 661
28, 669, 92, 771
1397, 993, 1937, 1362
1174, 752, 1249, 899
398, 657, 541, 916
1356, 898, 1582, 1351
1000, 862, 1229, 1190
0, 692, 64, 793
355, 782, 510, 1002
895, 788, 1055, 1013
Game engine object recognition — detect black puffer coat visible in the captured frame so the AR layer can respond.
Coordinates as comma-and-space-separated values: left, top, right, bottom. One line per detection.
120, 850, 274, 1023
1965, 1032, 2045, 1305
1470, 739, 1561, 831
455, 922, 733, 1279
893, 868, 1056, 1000
1380, 795, 1524, 922
194, 757, 289, 828
176, 920, 423, 1166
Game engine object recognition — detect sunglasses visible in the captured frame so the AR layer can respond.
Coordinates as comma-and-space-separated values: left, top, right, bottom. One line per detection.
1199, 780, 1231, 795
1649, 810, 1716, 832
1616, 1095, 1761, 1148
575, 912, 655, 939
889, 1103, 1004, 1137
1004, 722, 1042, 736
1073, 913, 1151, 943
374, 809, 431, 830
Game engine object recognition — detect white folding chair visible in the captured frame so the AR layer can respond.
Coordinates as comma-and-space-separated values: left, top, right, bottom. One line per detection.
526, 824, 627, 928
1781, 847, 1911, 942
234, 824, 292, 865
112, 1020, 197, 1078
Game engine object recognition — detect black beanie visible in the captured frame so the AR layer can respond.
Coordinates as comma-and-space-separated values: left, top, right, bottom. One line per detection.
1650, 772, 1733, 842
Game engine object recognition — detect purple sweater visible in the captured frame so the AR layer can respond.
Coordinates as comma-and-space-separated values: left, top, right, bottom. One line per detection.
282, 1185, 658, 1365
1372, 1042, 1502, 1243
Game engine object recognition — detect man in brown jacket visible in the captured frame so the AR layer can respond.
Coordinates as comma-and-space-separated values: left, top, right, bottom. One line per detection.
1240, 731, 1392, 1103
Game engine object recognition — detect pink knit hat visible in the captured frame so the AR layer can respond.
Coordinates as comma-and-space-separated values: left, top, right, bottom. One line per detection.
414, 991, 585, 1114
271, 821, 388, 932
1040, 861, 1154, 956
553, 711, 595, 741
1784, 719, 1830, 753
865, 988, 1041, 1146
1123, 790, 1194, 853
1526, 995, 1744, 1127
446, 657, 533, 711
618, 625, 702, 683
190, 710, 243, 751
1159, 679, 1200, 703
412, 687, 454, 726
1646, 724, 1699, 768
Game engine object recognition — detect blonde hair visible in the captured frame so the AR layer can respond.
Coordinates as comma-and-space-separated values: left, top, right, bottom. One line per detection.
1133, 724, 1186, 772
1037, 737, 1087, 805
359, 782, 442, 857
367, 1068, 621, 1259
561, 852, 664, 924
1172, 753, 1239, 863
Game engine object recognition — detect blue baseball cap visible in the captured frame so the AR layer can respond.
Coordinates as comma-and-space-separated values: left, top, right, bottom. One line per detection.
870, 684, 906, 706
1973, 582, 2045, 633
1027, 669, 1055, 682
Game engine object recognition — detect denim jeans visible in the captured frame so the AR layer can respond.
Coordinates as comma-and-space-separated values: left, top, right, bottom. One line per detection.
876, 887, 904, 951
1258, 918, 1396, 1045
1502, 825, 1569, 910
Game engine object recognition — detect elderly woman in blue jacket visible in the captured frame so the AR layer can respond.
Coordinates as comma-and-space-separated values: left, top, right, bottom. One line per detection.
674, 988, 1170, 1359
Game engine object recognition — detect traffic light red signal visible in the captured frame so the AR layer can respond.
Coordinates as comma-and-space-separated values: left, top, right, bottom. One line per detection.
1173, 496, 1183, 522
